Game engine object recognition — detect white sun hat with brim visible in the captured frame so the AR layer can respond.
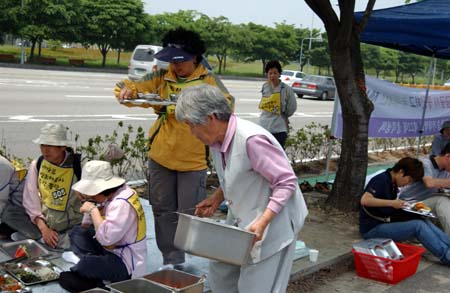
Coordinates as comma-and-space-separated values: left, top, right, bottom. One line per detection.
33, 123, 71, 147
72, 160, 126, 196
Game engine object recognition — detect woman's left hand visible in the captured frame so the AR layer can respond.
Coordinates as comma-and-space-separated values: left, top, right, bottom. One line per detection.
248, 209, 276, 244
80, 201, 96, 214
248, 218, 268, 243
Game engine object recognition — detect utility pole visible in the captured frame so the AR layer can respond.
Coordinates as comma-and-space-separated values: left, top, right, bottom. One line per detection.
299, 37, 322, 73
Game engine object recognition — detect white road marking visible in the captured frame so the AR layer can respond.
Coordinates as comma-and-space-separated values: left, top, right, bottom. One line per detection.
0, 112, 332, 123
65, 95, 113, 99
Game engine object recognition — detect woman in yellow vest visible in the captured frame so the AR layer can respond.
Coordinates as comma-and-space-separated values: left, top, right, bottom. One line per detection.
258, 60, 297, 148
58, 160, 147, 292
114, 27, 233, 269
22, 123, 82, 249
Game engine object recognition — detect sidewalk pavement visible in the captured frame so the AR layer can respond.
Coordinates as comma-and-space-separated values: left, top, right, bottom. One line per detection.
295, 191, 450, 293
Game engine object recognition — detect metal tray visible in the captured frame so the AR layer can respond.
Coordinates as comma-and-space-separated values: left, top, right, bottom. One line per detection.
402, 202, 435, 218
4, 258, 62, 286
1, 239, 50, 260
143, 269, 204, 293
0, 271, 31, 292
120, 99, 176, 106
107, 278, 173, 293
174, 213, 255, 266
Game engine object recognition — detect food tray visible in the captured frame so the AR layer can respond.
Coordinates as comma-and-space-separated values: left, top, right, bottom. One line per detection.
143, 269, 205, 293
120, 99, 176, 106
174, 213, 255, 265
401, 206, 435, 218
4, 258, 62, 286
1, 239, 50, 260
0, 271, 31, 292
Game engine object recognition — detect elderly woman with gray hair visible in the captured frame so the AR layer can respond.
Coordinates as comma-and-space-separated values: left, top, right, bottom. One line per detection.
175, 84, 308, 293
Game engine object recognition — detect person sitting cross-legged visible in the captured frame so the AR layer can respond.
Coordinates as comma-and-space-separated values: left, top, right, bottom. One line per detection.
58, 160, 147, 292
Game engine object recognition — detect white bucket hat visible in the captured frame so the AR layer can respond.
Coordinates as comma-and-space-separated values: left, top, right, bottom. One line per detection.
33, 123, 71, 146
72, 160, 125, 196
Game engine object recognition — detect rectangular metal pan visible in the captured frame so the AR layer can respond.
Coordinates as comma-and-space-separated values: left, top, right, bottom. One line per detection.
174, 213, 255, 266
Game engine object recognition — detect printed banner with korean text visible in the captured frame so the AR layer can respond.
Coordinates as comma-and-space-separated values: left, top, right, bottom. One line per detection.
333, 76, 450, 138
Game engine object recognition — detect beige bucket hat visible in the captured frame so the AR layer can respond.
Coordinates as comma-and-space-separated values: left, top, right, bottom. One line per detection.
72, 160, 125, 196
33, 123, 71, 146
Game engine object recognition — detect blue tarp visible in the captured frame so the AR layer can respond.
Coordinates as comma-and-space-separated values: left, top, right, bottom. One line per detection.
354, 0, 450, 59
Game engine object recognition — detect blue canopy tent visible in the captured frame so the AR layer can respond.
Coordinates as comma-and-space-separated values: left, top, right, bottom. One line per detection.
354, 0, 450, 59
354, 0, 450, 154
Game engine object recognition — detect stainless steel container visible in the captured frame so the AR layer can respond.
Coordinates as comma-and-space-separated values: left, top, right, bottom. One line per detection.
353, 238, 404, 260
143, 269, 204, 293
174, 213, 255, 266
107, 278, 172, 293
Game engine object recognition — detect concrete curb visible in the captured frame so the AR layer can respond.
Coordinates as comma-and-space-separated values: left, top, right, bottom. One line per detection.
289, 252, 354, 282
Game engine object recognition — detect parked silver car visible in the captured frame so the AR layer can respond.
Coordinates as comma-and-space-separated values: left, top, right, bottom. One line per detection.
291, 75, 336, 100
280, 70, 305, 87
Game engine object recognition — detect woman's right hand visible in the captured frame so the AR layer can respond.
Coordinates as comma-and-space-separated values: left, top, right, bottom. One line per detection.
41, 227, 59, 248
195, 188, 225, 217
117, 86, 133, 101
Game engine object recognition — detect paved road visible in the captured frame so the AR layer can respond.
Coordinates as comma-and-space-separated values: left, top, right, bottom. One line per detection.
0, 67, 334, 159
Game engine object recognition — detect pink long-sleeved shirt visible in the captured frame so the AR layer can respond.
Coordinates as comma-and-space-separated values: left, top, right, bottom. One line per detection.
211, 114, 298, 213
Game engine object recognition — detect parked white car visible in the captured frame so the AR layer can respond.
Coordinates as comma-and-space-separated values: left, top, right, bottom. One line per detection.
444, 78, 450, 86
128, 45, 168, 80
280, 70, 306, 86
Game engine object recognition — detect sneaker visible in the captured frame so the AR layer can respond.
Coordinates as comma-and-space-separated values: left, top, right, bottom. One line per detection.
10, 232, 27, 242
299, 181, 314, 193
314, 182, 331, 194
158, 264, 174, 271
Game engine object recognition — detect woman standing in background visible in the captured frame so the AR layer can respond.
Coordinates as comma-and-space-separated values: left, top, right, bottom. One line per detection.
258, 60, 297, 148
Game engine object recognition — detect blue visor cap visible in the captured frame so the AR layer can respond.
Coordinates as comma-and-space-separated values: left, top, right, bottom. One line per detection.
154, 46, 193, 63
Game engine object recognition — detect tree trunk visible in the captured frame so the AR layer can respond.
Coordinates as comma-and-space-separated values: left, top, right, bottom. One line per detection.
216, 54, 224, 74
117, 48, 121, 64
325, 23, 373, 212
29, 40, 36, 61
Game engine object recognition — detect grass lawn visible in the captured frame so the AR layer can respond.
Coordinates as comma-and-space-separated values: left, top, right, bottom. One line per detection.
0, 44, 437, 83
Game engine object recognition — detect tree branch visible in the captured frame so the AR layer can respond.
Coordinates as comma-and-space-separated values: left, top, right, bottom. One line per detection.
356, 0, 376, 33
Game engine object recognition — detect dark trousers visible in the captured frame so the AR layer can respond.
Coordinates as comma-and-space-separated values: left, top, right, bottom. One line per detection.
69, 225, 130, 282
272, 132, 288, 148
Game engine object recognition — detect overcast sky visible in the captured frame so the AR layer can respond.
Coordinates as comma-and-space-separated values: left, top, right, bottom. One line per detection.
143, 0, 412, 31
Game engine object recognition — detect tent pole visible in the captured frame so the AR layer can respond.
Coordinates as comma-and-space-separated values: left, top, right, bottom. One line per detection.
324, 90, 340, 182
416, 55, 435, 158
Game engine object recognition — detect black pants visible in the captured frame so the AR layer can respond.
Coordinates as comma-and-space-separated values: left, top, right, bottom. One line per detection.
272, 132, 288, 148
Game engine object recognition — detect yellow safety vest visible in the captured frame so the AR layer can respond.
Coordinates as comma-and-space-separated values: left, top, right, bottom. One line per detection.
126, 191, 147, 242
165, 79, 204, 114
259, 92, 282, 115
102, 190, 146, 250
38, 160, 74, 212
10, 159, 27, 182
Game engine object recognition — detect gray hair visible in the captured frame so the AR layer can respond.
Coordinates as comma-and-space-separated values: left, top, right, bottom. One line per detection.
175, 84, 232, 125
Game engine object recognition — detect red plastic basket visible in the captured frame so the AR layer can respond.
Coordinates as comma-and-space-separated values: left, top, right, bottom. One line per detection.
352, 242, 425, 284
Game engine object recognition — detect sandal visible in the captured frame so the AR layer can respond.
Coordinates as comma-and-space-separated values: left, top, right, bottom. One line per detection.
299, 180, 314, 193
314, 182, 331, 194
